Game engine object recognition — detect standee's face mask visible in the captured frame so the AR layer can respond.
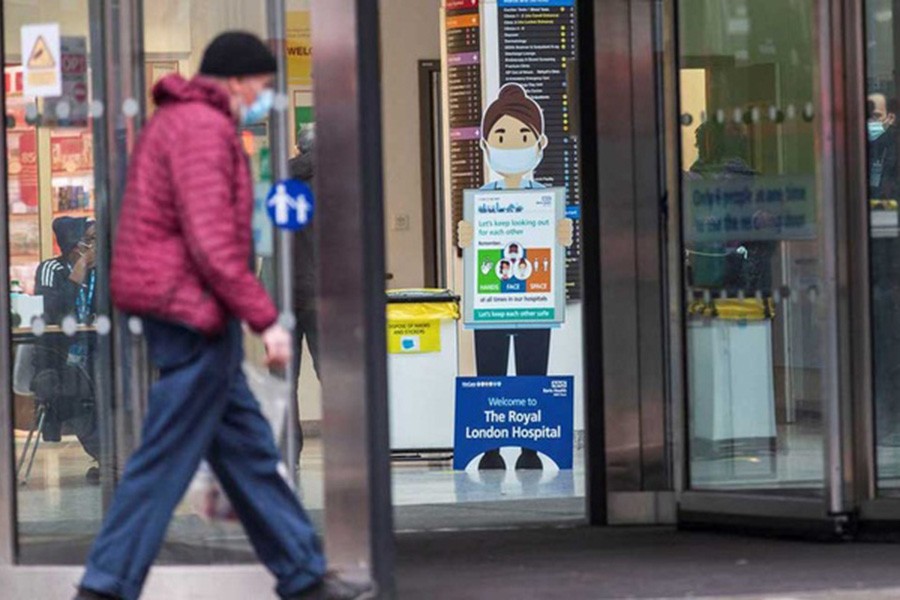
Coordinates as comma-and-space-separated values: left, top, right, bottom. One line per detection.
486, 143, 544, 176
869, 120, 887, 142
241, 88, 275, 126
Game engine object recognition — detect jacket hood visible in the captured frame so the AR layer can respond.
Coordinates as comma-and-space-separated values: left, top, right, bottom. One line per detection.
152, 74, 233, 118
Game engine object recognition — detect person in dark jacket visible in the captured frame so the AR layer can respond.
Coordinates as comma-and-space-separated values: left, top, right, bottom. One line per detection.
289, 123, 318, 460
32, 216, 100, 483
76, 33, 370, 600
868, 92, 899, 200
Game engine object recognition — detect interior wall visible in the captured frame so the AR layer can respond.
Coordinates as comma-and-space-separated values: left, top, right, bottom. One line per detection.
4, 0, 89, 59
379, 0, 440, 289
144, 0, 267, 75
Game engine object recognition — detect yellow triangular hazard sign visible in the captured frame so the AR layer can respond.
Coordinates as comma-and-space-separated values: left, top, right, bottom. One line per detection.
27, 36, 55, 69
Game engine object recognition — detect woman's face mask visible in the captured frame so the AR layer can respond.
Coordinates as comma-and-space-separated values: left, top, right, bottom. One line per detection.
483, 115, 546, 176
485, 144, 544, 176
241, 88, 275, 126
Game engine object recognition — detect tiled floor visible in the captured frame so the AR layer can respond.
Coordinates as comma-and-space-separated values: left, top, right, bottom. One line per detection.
396, 527, 900, 599
12, 434, 587, 564
21, 422, 900, 566
690, 423, 825, 491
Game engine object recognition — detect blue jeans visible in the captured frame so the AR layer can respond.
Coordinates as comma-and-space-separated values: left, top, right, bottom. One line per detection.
80, 319, 326, 600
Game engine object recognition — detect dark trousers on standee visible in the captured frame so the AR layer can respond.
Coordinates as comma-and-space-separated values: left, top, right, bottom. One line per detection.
81, 319, 325, 600
475, 328, 551, 376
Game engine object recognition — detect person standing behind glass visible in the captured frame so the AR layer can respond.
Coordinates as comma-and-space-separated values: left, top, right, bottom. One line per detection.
289, 123, 318, 461
868, 92, 899, 200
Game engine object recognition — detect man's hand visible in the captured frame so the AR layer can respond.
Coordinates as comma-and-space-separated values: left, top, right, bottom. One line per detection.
457, 220, 474, 249
68, 247, 95, 285
82, 245, 97, 269
557, 218, 574, 247
262, 324, 292, 368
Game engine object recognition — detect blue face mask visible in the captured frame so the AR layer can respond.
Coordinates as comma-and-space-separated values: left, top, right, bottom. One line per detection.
869, 120, 887, 142
485, 143, 543, 176
241, 89, 274, 126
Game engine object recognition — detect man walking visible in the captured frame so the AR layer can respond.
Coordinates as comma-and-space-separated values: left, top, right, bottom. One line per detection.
75, 32, 372, 600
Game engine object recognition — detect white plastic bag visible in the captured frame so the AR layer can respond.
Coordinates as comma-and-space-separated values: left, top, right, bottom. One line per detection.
185, 363, 291, 521
244, 361, 291, 440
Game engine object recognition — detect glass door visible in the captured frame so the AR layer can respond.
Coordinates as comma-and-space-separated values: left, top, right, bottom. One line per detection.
1, 0, 390, 593
4, 0, 115, 564
860, 0, 900, 525
0, 0, 321, 569
675, 0, 844, 527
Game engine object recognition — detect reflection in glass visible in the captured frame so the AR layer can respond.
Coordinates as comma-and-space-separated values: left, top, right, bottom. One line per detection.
679, 0, 826, 493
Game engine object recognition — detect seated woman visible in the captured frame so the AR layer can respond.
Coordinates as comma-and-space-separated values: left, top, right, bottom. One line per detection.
32, 216, 100, 484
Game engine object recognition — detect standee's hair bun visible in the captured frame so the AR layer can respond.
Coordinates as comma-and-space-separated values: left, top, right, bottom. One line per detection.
498, 83, 526, 99
481, 83, 545, 139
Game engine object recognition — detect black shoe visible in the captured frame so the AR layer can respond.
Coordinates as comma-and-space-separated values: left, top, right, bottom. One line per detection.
73, 587, 121, 600
289, 572, 376, 599
85, 466, 100, 485
515, 448, 543, 470
478, 449, 506, 470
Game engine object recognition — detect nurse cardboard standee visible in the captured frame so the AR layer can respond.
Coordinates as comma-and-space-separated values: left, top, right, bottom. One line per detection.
454, 82, 575, 473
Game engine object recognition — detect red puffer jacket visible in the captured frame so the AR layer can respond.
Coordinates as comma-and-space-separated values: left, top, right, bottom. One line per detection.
111, 75, 278, 335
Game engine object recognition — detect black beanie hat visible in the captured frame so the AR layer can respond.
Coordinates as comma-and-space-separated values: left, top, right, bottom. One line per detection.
53, 216, 91, 257
200, 32, 277, 77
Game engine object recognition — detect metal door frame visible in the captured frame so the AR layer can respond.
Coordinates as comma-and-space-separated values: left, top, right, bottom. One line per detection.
312, 0, 394, 591
665, 0, 854, 532
0, 0, 13, 567
590, 0, 674, 527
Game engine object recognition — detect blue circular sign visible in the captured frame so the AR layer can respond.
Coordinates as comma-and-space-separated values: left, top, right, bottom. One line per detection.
266, 179, 315, 231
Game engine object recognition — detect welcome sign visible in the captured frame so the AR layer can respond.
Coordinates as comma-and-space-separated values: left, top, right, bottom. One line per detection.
454, 375, 574, 470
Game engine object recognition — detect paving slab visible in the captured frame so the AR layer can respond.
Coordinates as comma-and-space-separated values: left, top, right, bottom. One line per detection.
397, 526, 900, 599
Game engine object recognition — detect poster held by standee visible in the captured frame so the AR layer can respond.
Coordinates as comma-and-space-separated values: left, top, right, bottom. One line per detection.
462, 186, 568, 329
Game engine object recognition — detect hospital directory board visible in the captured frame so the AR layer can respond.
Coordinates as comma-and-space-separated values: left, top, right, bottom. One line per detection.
442, 0, 583, 298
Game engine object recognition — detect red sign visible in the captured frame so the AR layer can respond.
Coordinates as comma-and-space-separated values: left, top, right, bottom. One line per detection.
72, 81, 88, 103
4, 67, 24, 96
446, 0, 478, 10
61, 52, 86, 75
8, 129, 39, 209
